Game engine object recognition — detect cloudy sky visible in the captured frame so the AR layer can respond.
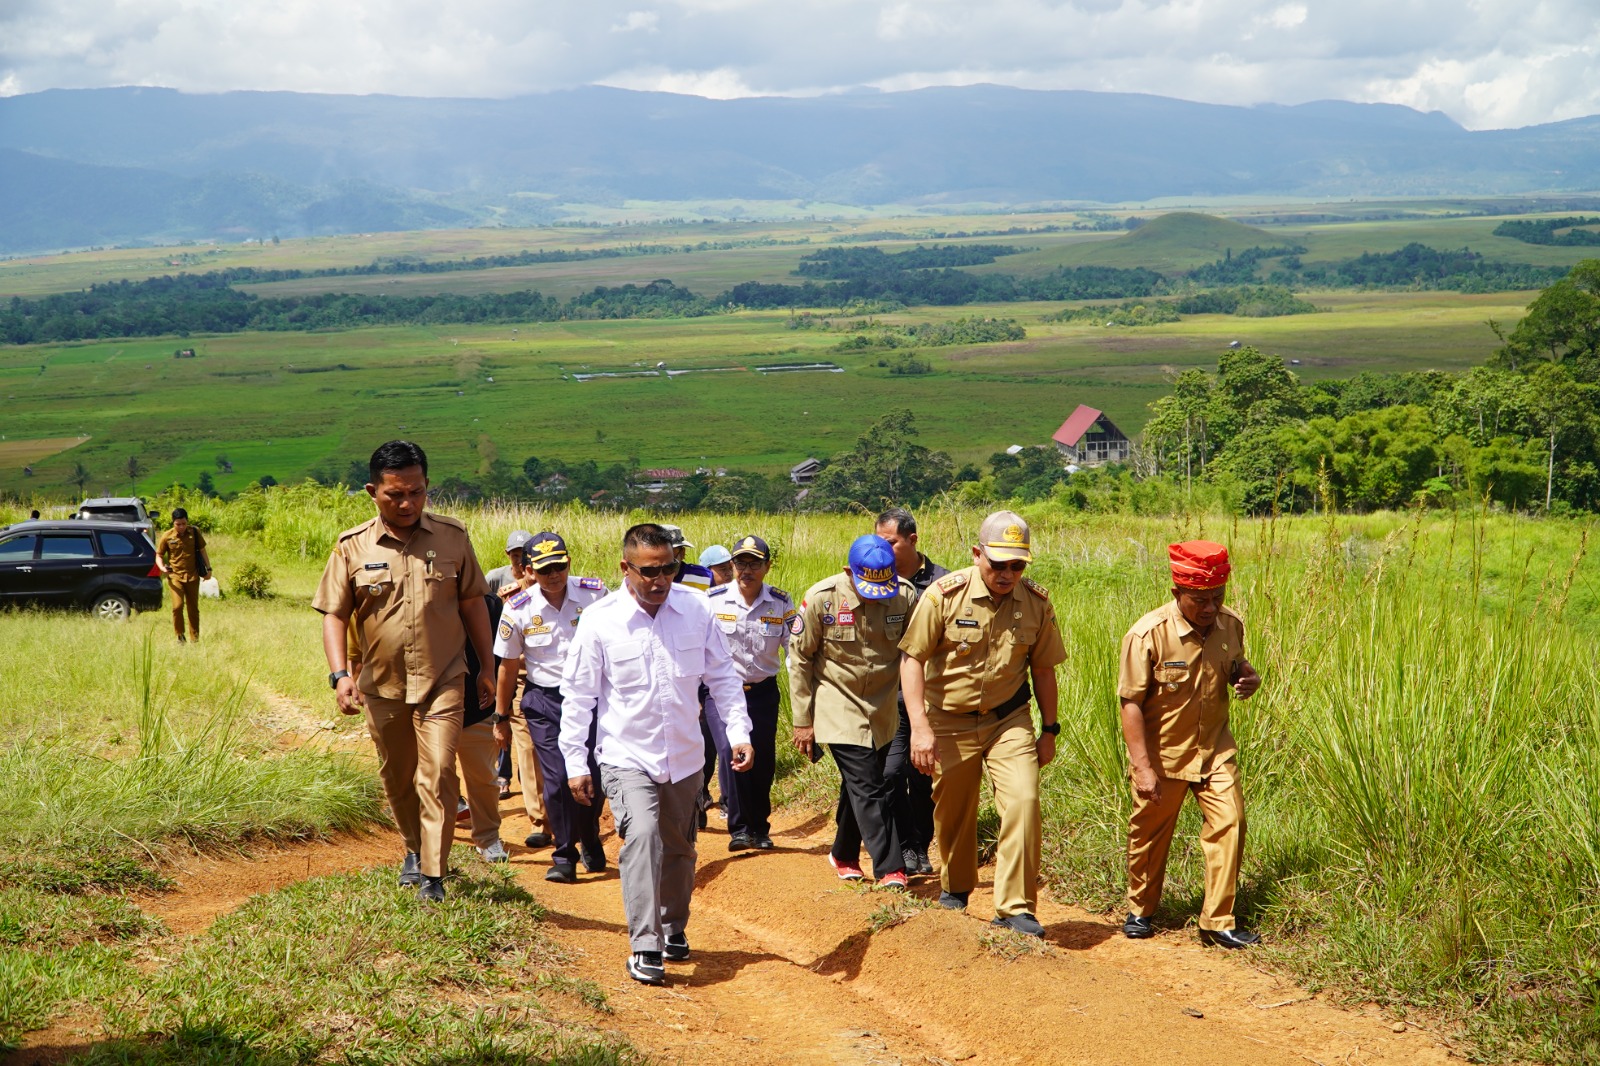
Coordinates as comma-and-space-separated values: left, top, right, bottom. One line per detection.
2, 0, 1597, 130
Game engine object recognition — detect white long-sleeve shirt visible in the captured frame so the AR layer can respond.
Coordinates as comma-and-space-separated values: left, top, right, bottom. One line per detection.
559, 583, 753, 784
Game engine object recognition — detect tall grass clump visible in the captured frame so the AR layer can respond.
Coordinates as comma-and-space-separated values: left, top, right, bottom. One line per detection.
0, 636, 381, 856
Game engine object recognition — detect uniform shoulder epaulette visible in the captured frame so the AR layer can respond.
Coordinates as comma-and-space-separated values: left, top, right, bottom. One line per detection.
426, 511, 468, 531
935, 572, 969, 594
1128, 606, 1168, 638
507, 590, 532, 611
1218, 603, 1244, 624
707, 585, 729, 598
770, 587, 791, 603
1023, 577, 1049, 599
336, 517, 377, 542
578, 576, 605, 591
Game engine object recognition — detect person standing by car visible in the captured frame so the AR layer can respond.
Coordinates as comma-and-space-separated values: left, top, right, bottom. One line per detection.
156, 507, 211, 644
313, 440, 494, 904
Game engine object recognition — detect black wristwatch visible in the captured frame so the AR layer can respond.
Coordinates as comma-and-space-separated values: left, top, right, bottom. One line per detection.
1039, 721, 1061, 736
329, 669, 351, 689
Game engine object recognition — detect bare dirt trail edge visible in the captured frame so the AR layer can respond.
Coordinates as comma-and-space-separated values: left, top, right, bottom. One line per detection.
20, 798, 1460, 1066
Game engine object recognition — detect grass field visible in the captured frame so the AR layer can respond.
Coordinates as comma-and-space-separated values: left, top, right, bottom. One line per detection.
0, 495, 1595, 1061
0, 289, 1530, 497
0, 204, 1586, 498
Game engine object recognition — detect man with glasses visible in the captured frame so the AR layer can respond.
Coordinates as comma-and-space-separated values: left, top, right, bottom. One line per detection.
1118, 541, 1262, 948
494, 532, 609, 882
705, 535, 796, 851
560, 523, 754, 986
790, 534, 917, 888
899, 510, 1067, 937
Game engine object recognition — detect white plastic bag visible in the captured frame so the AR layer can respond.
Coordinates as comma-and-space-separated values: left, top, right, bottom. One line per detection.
199, 576, 221, 599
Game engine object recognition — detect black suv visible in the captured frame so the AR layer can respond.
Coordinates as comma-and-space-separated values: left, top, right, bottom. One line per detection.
0, 519, 163, 620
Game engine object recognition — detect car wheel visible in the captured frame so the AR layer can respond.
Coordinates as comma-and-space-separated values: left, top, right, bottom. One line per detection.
92, 592, 133, 621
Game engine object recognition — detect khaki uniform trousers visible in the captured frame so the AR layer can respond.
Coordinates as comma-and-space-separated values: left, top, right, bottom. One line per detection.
1126, 758, 1245, 931
928, 706, 1041, 918
363, 683, 464, 878
168, 576, 200, 640
507, 703, 547, 830
454, 719, 504, 850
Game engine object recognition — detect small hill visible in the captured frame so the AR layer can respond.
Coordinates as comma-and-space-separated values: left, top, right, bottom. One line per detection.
1089, 212, 1281, 272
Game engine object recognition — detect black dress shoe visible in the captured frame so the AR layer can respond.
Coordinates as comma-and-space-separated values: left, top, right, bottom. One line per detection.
938, 890, 969, 911
1199, 927, 1261, 949
1123, 913, 1155, 939
580, 846, 607, 873
398, 852, 422, 887
524, 831, 553, 848
728, 834, 755, 852
545, 862, 577, 884
991, 913, 1044, 938
754, 836, 775, 850
416, 875, 446, 903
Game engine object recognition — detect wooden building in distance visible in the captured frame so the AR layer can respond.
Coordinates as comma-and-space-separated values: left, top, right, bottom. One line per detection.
1052, 405, 1131, 465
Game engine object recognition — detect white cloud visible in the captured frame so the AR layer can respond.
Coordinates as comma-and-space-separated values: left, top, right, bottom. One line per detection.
0, 0, 1596, 128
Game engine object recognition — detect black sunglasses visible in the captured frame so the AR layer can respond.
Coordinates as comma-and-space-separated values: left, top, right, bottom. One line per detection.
985, 558, 1028, 573
626, 559, 681, 579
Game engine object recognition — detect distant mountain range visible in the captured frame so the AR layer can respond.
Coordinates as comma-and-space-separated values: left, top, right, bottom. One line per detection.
3, 84, 1600, 254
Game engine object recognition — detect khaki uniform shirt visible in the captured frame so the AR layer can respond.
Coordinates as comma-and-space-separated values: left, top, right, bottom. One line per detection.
1117, 600, 1246, 782
898, 567, 1067, 713
312, 512, 490, 703
788, 572, 918, 748
156, 526, 207, 581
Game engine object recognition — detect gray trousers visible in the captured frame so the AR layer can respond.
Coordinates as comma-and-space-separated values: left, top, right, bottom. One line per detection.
599, 764, 702, 953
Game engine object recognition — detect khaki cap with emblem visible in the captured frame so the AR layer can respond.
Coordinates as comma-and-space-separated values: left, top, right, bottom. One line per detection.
978, 510, 1033, 563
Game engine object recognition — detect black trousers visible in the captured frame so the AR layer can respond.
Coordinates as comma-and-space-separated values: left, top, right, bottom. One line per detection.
522, 684, 604, 866
828, 741, 904, 877
708, 676, 779, 839
883, 701, 934, 852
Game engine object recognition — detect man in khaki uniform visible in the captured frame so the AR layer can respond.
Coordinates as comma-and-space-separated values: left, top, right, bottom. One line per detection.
790, 534, 917, 887
900, 510, 1066, 937
155, 507, 210, 643
313, 440, 494, 903
1118, 540, 1262, 948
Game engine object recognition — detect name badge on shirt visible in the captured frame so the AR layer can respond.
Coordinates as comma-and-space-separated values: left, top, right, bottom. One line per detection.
956, 618, 980, 628
362, 561, 389, 571
837, 609, 855, 626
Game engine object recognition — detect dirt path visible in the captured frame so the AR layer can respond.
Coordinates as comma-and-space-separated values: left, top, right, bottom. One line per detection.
10, 790, 1463, 1066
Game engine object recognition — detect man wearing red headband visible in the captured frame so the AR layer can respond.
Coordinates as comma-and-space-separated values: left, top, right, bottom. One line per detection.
1116, 540, 1262, 948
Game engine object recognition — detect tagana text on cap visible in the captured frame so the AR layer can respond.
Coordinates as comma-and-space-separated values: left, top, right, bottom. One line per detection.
526, 532, 571, 570
1169, 540, 1231, 589
978, 510, 1032, 563
505, 529, 533, 553
847, 534, 899, 600
730, 534, 770, 561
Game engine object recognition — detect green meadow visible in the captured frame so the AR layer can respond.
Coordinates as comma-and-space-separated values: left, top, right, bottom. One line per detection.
1, 203, 1589, 498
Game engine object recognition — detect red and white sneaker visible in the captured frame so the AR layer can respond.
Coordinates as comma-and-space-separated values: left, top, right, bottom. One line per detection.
827, 854, 864, 881
877, 870, 908, 889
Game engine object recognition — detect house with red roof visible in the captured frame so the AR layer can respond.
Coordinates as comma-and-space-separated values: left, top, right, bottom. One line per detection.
1052, 405, 1131, 465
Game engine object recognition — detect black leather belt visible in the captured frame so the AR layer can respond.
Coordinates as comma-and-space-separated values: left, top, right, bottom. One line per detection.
743, 675, 778, 693
972, 682, 1031, 718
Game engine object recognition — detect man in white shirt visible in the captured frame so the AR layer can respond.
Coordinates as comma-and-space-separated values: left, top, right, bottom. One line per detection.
705, 534, 797, 851
493, 531, 609, 883
561, 523, 755, 986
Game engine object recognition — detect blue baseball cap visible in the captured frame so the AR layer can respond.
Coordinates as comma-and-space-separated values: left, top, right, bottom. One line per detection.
730, 534, 770, 561
847, 534, 899, 600
699, 544, 733, 567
